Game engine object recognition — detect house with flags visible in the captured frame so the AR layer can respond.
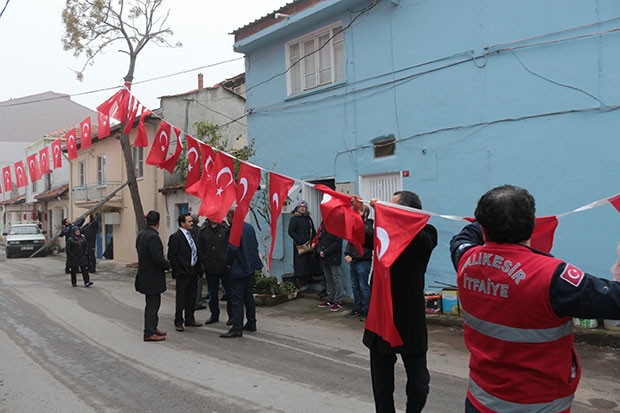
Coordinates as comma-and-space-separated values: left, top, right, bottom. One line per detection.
232, 0, 620, 285
0, 92, 95, 234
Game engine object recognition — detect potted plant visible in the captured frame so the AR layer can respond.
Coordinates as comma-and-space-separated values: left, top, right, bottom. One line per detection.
253, 272, 299, 305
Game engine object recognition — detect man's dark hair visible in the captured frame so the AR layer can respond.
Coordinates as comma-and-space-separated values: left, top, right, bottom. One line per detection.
474, 185, 535, 243
145, 210, 160, 227
62, 218, 70, 226
178, 213, 191, 226
394, 190, 422, 209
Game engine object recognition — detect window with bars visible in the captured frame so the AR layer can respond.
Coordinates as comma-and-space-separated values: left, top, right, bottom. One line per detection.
286, 23, 344, 95
97, 155, 106, 186
78, 161, 87, 187
133, 146, 144, 178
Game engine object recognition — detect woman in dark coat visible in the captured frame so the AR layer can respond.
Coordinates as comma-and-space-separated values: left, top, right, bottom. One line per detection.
287, 200, 321, 288
66, 226, 92, 287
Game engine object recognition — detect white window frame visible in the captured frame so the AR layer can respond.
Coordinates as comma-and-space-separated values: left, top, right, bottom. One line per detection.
286, 22, 344, 96
133, 146, 144, 179
78, 161, 87, 187
97, 155, 106, 187
358, 173, 403, 219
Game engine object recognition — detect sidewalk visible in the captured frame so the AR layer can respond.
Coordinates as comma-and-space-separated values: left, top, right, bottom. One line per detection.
96, 258, 620, 349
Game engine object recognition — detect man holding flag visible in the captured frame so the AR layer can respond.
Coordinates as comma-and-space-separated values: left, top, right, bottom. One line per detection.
363, 191, 437, 413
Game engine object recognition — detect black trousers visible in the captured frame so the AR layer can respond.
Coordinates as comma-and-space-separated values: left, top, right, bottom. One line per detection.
206, 271, 232, 320
70, 264, 90, 285
369, 350, 430, 413
174, 273, 198, 326
229, 275, 256, 333
144, 293, 161, 337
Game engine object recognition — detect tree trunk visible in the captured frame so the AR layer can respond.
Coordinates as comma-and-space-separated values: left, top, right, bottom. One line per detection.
119, 132, 146, 233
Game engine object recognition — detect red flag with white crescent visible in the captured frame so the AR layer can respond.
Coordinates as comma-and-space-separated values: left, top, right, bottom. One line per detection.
186, 142, 216, 198
122, 96, 142, 135
365, 202, 430, 347
97, 111, 110, 139
66, 128, 78, 160
39, 146, 50, 175
229, 161, 261, 247
1, 166, 11, 192
184, 136, 201, 190
26, 154, 41, 182
315, 184, 365, 255
610, 194, 620, 214
80, 116, 92, 149
160, 127, 183, 174
51, 139, 63, 169
145, 121, 172, 167
197, 151, 237, 223
14, 161, 28, 188
268, 172, 294, 270
134, 109, 152, 147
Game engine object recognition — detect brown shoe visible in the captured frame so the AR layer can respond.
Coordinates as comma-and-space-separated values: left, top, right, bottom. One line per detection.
144, 334, 166, 342
175, 325, 185, 332
185, 321, 202, 327
155, 328, 167, 336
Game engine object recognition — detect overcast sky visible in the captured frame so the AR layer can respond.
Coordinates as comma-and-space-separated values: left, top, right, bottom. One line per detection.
0, 0, 286, 111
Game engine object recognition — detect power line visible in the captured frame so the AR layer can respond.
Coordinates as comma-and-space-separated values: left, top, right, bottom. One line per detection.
0, 0, 10, 20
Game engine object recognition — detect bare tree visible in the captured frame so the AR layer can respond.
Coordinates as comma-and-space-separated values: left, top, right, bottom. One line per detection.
62, 0, 181, 231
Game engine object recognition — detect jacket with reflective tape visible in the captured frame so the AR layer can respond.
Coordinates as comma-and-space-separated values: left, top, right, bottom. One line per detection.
458, 242, 579, 413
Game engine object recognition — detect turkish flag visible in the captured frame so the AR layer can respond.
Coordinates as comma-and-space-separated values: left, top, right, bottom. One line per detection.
39, 146, 50, 175
186, 142, 216, 198
197, 151, 237, 223
2, 166, 11, 192
51, 139, 63, 169
160, 127, 183, 174
145, 121, 172, 167
80, 116, 92, 149
184, 136, 201, 190
229, 161, 262, 247
268, 172, 294, 270
97, 87, 127, 122
465, 216, 558, 254
122, 96, 142, 134
97, 111, 110, 139
365, 201, 430, 347
66, 128, 78, 160
134, 109, 152, 147
531, 216, 558, 254
315, 184, 365, 255
14, 161, 28, 188
26, 154, 41, 182
610, 194, 620, 214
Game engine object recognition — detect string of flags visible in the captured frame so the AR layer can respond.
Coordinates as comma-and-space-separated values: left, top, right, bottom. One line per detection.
4, 83, 620, 347
6, 84, 620, 267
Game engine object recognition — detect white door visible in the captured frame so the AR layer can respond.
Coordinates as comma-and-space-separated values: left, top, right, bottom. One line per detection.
358, 172, 403, 203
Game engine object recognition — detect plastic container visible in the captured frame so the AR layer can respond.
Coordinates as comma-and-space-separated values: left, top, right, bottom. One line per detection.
424, 294, 442, 314
441, 289, 460, 315
573, 318, 598, 329
604, 319, 620, 330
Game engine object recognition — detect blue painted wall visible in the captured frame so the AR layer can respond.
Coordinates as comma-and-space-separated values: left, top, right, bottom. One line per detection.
236, 0, 620, 286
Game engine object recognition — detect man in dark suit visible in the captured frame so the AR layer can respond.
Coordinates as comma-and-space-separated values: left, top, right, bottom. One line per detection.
220, 210, 263, 338
81, 213, 99, 273
168, 213, 202, 332
135, 210, 170, 342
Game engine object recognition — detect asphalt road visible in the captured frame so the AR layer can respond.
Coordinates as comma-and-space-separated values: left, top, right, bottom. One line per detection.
0, 253, 619, 412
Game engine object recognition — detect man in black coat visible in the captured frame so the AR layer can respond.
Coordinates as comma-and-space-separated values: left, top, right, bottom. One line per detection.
197, 218, 232, 325
135, 210, 170, 342
363, 191, 438, 413
316, 222, 344, 311
81, 213, 99, 273
167, 213, 202, 332
60, 216, 84, 273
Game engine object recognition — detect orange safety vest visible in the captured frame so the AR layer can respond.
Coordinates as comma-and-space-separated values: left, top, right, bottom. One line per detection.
458, 242, 580, 413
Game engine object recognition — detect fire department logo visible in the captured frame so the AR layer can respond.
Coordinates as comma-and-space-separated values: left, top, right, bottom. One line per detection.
560, 263, 585, 287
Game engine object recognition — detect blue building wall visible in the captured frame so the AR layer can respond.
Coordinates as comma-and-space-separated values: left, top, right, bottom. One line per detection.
236, 0, 620, 287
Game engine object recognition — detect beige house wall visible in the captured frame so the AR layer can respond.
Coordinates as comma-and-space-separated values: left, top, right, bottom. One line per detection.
70, 119, 166, 263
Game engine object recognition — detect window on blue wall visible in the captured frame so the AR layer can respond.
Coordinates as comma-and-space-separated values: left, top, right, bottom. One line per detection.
286, 23, 344, 95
